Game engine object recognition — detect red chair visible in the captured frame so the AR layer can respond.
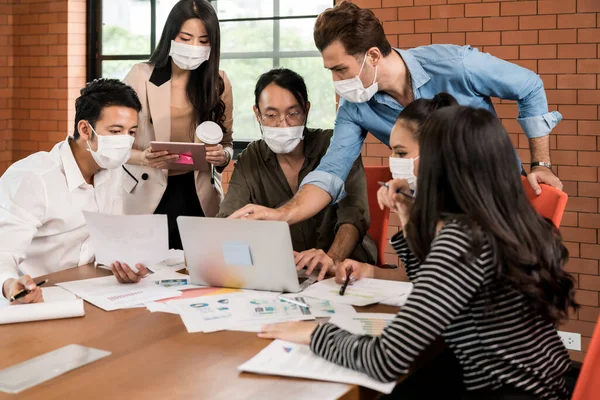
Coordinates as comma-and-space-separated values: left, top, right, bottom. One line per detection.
364, 166, 392, 266
571, 315, 600, 400
521, 176, 568, 228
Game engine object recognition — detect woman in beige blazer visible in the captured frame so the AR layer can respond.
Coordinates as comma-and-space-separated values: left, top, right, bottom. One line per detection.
122, 0, 233, 249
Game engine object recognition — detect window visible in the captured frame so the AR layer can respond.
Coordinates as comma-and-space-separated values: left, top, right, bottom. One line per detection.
94, 0, 336, 143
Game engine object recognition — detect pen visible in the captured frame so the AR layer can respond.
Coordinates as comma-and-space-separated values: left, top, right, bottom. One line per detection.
278, 295, 309, 308
339, 269, 351, 296
377, 181, 415, 200
10, 279, 48, 302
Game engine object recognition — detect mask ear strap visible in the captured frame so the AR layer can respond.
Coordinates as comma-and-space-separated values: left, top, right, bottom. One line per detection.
358, 52, 369, 76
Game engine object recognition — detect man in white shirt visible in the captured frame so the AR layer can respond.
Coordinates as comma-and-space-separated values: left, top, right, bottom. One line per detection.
0, 79, 147, 304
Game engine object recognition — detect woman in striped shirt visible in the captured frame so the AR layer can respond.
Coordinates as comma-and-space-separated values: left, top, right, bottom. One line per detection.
259, 105, 578, 399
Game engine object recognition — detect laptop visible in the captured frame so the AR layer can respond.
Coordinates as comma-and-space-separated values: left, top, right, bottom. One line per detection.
177, 217, 317, 293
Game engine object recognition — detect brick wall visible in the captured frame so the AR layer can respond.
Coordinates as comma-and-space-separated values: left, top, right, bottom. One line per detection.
0, 0, 86, 175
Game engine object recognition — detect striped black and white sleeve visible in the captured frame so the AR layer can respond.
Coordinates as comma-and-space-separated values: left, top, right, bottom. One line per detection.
310, 223, 487, 383
390, 229, 421, 281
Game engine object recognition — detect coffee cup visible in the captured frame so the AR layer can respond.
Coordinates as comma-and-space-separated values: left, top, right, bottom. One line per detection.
196, 121, 223, 152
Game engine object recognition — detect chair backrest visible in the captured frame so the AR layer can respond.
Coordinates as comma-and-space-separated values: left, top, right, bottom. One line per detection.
521, 176, 568, 228
364, 166, 392, 266
572, 315, 600, 400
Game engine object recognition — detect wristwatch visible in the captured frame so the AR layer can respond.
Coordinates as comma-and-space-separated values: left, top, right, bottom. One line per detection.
530, 161, 552, 170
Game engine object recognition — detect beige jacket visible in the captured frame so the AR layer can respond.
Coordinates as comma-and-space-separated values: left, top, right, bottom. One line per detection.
121, 62, 233, 217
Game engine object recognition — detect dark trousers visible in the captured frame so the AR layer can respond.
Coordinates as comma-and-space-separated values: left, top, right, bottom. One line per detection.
154, 172, 204, 250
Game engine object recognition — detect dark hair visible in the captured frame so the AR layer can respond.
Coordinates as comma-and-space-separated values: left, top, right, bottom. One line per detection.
397, 93, 458, 134
314, 1, 392, 58
149, 0, 225, 136
405, 106, 578, 324
73, 79, 142, 139
254, 68, 309, 112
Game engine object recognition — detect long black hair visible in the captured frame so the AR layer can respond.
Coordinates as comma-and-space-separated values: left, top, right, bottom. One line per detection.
149, 0, 225, 134
405, 105, 578, 324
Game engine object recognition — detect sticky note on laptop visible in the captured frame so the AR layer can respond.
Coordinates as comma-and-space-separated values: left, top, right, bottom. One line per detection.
222, 242, 253, 266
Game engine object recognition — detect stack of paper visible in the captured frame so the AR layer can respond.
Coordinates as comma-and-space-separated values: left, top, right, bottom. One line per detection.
238, 340, 396, 394
299, 278, 413, 307
0, 287, 85, 324
57, 271, 189, 311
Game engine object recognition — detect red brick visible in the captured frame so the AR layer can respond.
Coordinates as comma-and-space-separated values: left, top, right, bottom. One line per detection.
578, 29, 600, 43
579, 91, 600, 105
538, 0, 576, 14
557, 74, 597, 89
483, 45, 519, 59
398, 6, 430, 20
414, 0, 446, 4
578, 121, 600, 135
558, 165, 598, 182
502, 30, 537, 45
577, 0, 600, 12
374, 8, 402, 22
581, 243, 600, 260
449, 17, 483, 32
558, 136, 596, 150
579, 152, 600, 167
519, 15, 557, 30
550, 150, 578, 165
432, 33, 466, 45
566, 258, 599, 275
579, 213, 600, 228
354, 0, 382, 7
558, 13, 597, 28
520, 45, 557, 59
384, 20, 415, 34
382, 0, 413, 6
579, 306, 600, 322
561, 211, 578, 227
578, 60, 600, 74
561, 227, 598, 243
387, 34, 399, 47
483, 16, 519, 31
398, 33, 432, 47
431, 4, 464, 19
558, 105, 597, 120
465, 3, 499, 17
367, 143, 392, 157
558, 44, 597, 59
562, 181, 579, 197
501, 1, 537, 16
448, 0, 482, 3
567, 197, 598, 212
576, 289, 599, 307
538, 60, 577, 75
415, 19, 448, 33
466, 32, 501, 46
510, 59, 538, 72
560, 319, 597, 337
539, 29, 577, 44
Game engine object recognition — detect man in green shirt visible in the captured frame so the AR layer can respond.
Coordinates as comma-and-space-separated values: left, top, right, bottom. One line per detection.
217, 68, 376, 279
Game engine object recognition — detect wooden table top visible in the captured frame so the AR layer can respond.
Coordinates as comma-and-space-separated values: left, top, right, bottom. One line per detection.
0, 265, 402, 400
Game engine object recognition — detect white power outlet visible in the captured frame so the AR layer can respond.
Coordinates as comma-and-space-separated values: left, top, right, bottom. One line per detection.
557, 331, 581, 351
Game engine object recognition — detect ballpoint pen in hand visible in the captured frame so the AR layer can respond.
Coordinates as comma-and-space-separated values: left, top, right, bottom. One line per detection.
378, 181, 415, 200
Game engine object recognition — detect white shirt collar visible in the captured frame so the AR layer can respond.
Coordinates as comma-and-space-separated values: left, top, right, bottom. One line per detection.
59, 137, 110, 191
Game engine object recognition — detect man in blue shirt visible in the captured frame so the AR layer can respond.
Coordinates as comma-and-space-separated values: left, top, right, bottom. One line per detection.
230, 2, 563, 225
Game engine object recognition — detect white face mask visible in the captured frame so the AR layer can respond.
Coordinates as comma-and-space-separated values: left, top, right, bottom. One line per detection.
389, 156, 419, 192
169, 40, 211, 70
86, 124, 135, 169
333, 52, 378, 103
262, 125, 305, 154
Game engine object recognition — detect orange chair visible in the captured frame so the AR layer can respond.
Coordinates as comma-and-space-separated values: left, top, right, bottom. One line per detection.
521, 176, 568, 228
571, 315, 600, 400
364, 166, 392, 266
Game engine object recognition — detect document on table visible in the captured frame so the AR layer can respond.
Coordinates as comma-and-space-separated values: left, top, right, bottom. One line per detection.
0, 287, 85, 325
83, 212, 169, 273
329, 313, 396, 336
277, 295, 357, 318
148, 249, 186, 272
57, 271, 185, 311
299, 278, 413, 307
170, 293, 314, 333
238, 340, 395, 394
0, 344, 111, 394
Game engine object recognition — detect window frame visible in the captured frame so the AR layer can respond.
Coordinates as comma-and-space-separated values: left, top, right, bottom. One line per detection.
87, 0, 334, 154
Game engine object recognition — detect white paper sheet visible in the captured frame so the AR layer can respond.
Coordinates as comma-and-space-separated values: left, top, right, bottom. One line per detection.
329, 313, 396, 336
278, 295, 357, 318
299, 278, 414, 307
380, 284, 413, 307
56, 271, 184, 311
148, 249, 186, 272
238, 340, 395, 394
0, 287, 85, 325
83, 212, 169, 273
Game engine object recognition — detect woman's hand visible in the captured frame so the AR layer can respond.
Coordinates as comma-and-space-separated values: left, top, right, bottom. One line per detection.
335, 259, 375, 284
258, 321, 319, 345
205, 144, 229, 166
141, 147, 179, 169
377, 179, 413, 227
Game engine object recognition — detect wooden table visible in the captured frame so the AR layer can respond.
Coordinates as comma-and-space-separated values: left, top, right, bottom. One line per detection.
0, 266, 403, 400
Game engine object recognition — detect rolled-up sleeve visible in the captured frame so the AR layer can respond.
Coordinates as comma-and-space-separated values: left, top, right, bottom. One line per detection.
335, 156, 369, 239
301, 100, 367, 203
462, 46, 561, 138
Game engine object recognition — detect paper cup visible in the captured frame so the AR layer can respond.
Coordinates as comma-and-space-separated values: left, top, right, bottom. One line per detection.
196, 121, 223, 148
